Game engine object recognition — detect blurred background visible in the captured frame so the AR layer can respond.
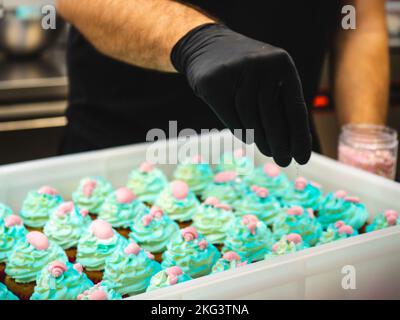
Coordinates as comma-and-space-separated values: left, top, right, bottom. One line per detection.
0, 0, 399, 179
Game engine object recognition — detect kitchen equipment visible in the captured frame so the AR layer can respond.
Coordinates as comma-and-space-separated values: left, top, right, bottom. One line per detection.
0, 130, 399, 299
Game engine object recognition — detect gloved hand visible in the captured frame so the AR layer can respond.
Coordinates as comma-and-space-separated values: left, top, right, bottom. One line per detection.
171, 23, 312, 167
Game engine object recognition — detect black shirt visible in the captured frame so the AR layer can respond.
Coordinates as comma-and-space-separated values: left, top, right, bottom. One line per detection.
61, 0, 338, 154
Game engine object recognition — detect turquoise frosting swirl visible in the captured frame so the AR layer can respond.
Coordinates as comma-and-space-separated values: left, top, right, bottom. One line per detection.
201, 179, 248, 208
31, 262, 93, 300
366, 212, 400, 232
127, 167, 168, 204
76, 227, 127, 271
173, 162, 213, 195
0, 282, 19, 300
317, 193, 369, 230
211, 257, 247, 274
272, 208, 322, 246
161, 233, 220, 278
235, 191, 285, 226
103, 245, 161, 295
146, 269, 192, 292
0, 218, 27, 263
216, 152, 254, 175
77, 281, 122, 300
222, 217, 274, 262
280, 183, 322, 210
129, 209, 180, 253
264, 235, 308, 259
72, 177, 113, 214
155, 183, 200, 222
0, 203, 13, 219
6, 237, 67, 283
98, 192, 148, 228
192, 203, 235, 244
20, 190, 63, 228
44, 203, 91, 250
317, 224, 358, 245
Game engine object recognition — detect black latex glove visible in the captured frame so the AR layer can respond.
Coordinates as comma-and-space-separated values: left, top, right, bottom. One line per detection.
171, 23, 312, 166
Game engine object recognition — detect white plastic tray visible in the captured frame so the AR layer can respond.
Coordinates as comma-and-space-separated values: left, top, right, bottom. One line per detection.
1, 130, 399, 299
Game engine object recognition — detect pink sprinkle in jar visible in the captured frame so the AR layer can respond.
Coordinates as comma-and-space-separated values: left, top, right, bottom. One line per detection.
338, 124, 398, 180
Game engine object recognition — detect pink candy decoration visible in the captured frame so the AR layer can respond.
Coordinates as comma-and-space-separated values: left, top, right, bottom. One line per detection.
115, 187, 136, 204
48, 261, 67, 278
26, 231, 49, 251
334, 221, 346, 229
263, 163, 281, 177
166, 266, 183, 285
181, 226, 199, 241
88, 290, 108, 300
82, 179, 97, 197
198, 239, 208, 250
334, 190, 348, 199
384, 209, 398, 220
287, 206, 304, 216
192, 154, 204, 164
139, 161, 154, 173
255, 187, 269, 198
4, 215, 22, 227
344, 196, 360, 204
150, 206, 164, 218
124, 242, 141, 255
214, 203, 232, 211
73, 263, 83, 275
234, 149, 245, 158
80, 209, 89, 217
56, 201, 74, 217
146, 251, 155, 260
294, 177, 308, 191
171, 180, 189, 200
91, 219, 114, 240
272, 243, 279, 252
204, 197, 220, 206
242, 215, 259, 235
223, 251, 241, 262
307, 208, 315, 218
214, 171, 237, 183
38, 185, 58, 196
286, 233, 302, 244
338, 225, 354, 235
142, 214, 154, 227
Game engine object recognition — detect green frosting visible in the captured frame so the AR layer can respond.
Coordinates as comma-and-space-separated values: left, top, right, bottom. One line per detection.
235, 191, 285, 226
211, 257, 247, 274
0, 217, 27, 263
366, 212, 400, 232
103, 245, 161, 295
280, 182, 322, 210
192, 203, 235, 244
6, 236, 67, 283
317, 193, 369, 230
0, 282, 19, 300
216, 152, 254, 175
146, 269, 192, 292
44, 203, 91, 250
161, 233, 220, 278
127, 167, 168, 204
317, 224, 358, 245
98, 192, 148, 228
201, 179, 248, 208
20, 190, 63, 228
0, 203, 13, 219
155, 183, 200, 222
31, 262, 93, 300
264, 235, 308, 259
77, 281, 122, 300
72, 176, 113, 214
129, 209, 180, 253
173, 162, 213, 195
76, 226, 127, 271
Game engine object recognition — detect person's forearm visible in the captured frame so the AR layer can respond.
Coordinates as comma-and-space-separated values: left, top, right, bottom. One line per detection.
332, 0, 389, 126
56, 0, 214, 72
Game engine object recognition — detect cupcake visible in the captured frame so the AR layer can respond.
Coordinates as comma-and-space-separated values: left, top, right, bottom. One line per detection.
129, 206, 180, 261
77, 281, 122, 300
0, 203, 13, 219
222, 215, 274, 262
98, 187, 148, 238
317, 221, 358, 245
216, 149, 254, 175
44, 202, 91, 262
72, 176, 113, 217
30, 261, 93, 300
173, 155, 213, 196
317, 190, 369, 231
146, 266, 192, 292
201, 171, 248, 207
243, 163, 291, 198
0, 282, 19, 300
161, 226, 220, 278
76, 219, 127, 283
265, 234, 308, 259
280, 177, 322, 211
234, 186, 284, 226
103, 242, 161, 295
155, 180, 200, 227
0, 215, 27, 282
126, 162, 168, 205
273, 206, 323, 246
5, 231, 67, 299
192, 197, 235, 245
211, 251, 247, 274
20, 186, 63, 231
366, 210, 399, 232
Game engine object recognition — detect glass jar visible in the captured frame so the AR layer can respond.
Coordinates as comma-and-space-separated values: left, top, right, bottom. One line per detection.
338, 124, 398, 180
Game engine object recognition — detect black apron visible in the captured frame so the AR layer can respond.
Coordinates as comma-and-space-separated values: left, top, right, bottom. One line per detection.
60, 0, 339, 154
